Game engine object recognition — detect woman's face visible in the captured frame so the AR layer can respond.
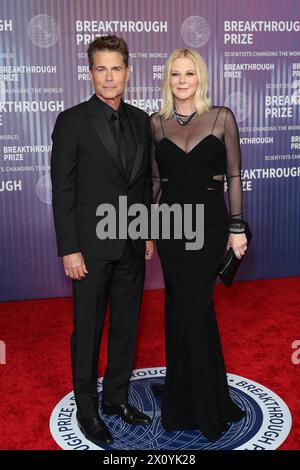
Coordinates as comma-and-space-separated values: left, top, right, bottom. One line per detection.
169, 57, 199, 102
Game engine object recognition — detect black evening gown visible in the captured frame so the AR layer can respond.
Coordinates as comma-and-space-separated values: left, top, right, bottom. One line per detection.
150, 107, 246, 441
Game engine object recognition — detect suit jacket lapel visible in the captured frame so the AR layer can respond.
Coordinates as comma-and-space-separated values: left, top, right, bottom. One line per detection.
87, 95, 126, 178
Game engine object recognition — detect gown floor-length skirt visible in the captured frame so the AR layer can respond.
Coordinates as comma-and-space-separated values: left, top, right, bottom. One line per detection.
157, 190, 245, 441
151, 107, 246, 441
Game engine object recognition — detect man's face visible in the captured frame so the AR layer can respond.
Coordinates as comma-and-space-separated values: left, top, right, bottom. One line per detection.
89, 50, 130, 103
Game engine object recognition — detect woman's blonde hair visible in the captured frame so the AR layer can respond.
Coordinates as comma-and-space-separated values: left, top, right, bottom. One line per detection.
159, 48, 211, 119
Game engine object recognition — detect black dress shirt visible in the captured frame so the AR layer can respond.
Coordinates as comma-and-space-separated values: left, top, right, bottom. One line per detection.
94, 96, 136, 181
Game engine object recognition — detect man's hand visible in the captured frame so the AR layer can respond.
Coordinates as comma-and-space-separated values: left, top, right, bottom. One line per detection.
63, 252, 88, 280
145, 240, 155, 260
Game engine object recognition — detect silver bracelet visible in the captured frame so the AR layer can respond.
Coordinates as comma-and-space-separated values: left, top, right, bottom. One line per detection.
229, 222, 246, 234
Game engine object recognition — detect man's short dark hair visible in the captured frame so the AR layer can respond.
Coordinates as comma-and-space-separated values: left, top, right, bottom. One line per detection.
87, 35, 129, 69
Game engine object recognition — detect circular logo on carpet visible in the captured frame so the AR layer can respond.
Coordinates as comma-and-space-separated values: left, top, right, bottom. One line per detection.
50, 367, 291, 450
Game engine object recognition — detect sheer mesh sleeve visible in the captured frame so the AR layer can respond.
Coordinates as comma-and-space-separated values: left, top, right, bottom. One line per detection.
150, 113, 163, 203
224, 108, 246, 233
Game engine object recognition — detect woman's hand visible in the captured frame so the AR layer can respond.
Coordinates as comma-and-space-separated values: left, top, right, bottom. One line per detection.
227, 233, 247, 259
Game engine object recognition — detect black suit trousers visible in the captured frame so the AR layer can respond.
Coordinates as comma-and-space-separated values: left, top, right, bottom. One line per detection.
71, 240, 145, 418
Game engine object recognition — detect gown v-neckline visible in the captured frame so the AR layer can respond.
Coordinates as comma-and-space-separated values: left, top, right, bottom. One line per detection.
160, 134, 225, 156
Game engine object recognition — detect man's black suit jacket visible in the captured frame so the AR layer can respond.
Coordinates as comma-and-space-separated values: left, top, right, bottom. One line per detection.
51, 94, 152, 260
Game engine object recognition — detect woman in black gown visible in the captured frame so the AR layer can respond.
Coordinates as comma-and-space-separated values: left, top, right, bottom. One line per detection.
150, 48, 249, 441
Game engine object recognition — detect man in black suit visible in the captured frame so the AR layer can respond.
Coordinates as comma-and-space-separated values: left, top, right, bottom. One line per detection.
51, 35, 154, 445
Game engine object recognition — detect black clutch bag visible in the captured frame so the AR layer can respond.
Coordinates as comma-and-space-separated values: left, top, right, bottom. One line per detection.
218, 224, 252, 287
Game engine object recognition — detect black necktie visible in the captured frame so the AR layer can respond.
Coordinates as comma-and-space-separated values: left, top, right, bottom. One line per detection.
112, 111, 127, 177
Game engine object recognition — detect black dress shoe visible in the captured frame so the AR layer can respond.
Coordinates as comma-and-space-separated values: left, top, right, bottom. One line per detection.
151, 383, 164, 394
76, 413, 114, 445
202, 422, 231, 442
102, 402, 151, 425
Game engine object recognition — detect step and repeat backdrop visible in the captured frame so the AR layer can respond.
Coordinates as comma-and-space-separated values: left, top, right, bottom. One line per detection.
0, 0, 299, 300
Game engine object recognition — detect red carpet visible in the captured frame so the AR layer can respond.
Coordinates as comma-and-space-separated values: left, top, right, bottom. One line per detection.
0, 277, 299, 450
